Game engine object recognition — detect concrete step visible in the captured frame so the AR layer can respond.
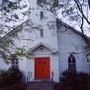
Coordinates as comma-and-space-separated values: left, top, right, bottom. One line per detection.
26, 81, 54, 90
27, 87, 53, 90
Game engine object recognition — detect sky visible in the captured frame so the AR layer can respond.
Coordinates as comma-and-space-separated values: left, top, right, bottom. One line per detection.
57, 9, 90, 37
0, 0, 29, 37
56, 0, 90, 37
0, 0, 90, 37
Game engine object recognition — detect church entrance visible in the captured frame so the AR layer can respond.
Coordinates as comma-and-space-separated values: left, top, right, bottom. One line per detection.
35, 57, 50, 80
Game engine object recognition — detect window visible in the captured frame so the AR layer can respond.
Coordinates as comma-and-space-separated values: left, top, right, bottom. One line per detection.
40, 11, 43, 20
40, 29, 44, 37
39, 45, 44, 51
68, 54, 76, 72
89, 64, 90, 73
53, 0, 58, 7
87, 54, 90, 62
11, 54, 18, 68
37, 0, 46, 5
86, 54, 90, 73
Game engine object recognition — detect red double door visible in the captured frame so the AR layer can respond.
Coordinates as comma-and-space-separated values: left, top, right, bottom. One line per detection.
35, 57, 50, 80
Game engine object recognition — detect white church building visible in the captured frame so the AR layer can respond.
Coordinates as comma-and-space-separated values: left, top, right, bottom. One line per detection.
0, 0, 90, 83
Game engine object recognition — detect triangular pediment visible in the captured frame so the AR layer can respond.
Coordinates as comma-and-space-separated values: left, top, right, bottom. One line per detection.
29, 42, 58, 54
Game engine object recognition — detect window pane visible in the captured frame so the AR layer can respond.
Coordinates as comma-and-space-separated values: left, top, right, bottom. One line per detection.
40, 29, 44, 37
40, 11, 43, 20
68, 54, 76, 72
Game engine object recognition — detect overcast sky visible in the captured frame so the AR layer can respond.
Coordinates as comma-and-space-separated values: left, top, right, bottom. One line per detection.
0, 0, 90, 37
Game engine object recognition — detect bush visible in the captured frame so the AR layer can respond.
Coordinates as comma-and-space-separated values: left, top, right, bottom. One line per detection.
60, 70, 90, 90
7, 67, 22, 83
0, 67, 23, 87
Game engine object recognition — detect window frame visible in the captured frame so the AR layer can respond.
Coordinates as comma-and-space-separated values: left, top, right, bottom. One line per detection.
11, 55, 18, 68
68, 54, 76, 72
40, 11, 43, 20
40, 29, 44, 37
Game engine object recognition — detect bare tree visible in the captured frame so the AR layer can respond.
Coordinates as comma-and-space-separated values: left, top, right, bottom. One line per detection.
74, 0, 90, 24
57, 0, 90, 36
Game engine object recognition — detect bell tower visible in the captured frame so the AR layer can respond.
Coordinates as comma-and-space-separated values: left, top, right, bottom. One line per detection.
28, 0, 57, 26
27, 0, 58, 50
27, 0, 59, 83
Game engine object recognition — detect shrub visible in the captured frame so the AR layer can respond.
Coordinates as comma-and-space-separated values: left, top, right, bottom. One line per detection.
7, 67, 22, 83
0, 67, 23, 87
60, 70, 90, 90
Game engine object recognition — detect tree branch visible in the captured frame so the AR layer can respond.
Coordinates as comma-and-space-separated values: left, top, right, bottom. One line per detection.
80, 16, 84, 35
74, 0, 90, 24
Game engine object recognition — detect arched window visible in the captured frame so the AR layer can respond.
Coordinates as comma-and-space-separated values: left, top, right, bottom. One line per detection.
68, 54, 76, 72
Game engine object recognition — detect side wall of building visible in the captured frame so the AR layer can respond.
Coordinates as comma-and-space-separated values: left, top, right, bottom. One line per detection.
57, 24, 89, 76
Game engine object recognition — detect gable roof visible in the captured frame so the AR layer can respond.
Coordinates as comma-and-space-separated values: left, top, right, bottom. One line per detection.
56, 18, 90, 46
0, 21, 26, 48
0, 18, 90, 48
28, 42, 58, 54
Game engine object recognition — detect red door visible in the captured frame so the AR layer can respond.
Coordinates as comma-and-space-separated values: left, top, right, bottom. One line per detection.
35, 57, 50, 80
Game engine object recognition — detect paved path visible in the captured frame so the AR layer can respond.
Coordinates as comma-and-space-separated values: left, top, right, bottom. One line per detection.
26, 81, 54, 90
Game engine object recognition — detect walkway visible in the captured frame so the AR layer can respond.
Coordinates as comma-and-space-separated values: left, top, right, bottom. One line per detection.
26, 81, 54, 90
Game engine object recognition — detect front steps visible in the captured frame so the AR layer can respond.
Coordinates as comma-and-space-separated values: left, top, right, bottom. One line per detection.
26, 81, 54, 90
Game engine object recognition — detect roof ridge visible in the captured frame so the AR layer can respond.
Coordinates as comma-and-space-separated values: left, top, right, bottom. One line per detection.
56, 18, 90, 41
